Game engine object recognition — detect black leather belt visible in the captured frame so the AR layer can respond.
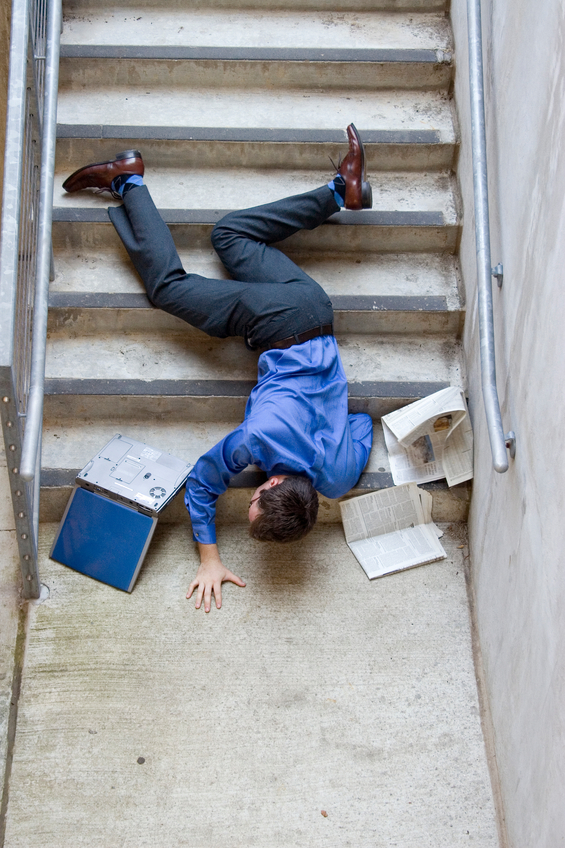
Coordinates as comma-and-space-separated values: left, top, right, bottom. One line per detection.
261, 323, 334, 353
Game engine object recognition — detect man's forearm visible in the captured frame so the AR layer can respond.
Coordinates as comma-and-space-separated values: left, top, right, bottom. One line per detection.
197, 541, 221, 564
185, 425, 253, 544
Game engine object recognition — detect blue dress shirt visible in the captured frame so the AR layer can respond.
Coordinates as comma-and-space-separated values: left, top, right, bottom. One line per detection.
185, 336, 373, 543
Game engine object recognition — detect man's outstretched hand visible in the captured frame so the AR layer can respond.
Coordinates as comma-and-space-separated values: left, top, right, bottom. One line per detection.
187, 542, 246, 612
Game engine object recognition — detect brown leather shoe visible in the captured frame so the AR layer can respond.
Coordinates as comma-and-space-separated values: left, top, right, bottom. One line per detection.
62, 150, 144, 199
337, 124, 372, 210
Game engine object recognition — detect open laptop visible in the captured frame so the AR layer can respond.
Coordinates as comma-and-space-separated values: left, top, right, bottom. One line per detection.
50, 434, 193, 592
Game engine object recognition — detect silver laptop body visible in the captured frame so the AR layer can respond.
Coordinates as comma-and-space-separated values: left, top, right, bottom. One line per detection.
76, 433, 193, 516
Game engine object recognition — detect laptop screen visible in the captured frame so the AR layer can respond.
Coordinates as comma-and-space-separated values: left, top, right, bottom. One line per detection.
51, 487, 157, 592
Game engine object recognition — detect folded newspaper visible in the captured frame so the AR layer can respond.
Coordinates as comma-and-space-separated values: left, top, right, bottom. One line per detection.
381, 386, 473, 487
340, 483, 446, 580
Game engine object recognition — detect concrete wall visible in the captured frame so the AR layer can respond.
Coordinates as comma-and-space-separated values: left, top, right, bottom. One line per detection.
451, 1, 565, 845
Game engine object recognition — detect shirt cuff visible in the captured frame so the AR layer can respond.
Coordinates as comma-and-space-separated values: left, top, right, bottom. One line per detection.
191, 525, 217, 545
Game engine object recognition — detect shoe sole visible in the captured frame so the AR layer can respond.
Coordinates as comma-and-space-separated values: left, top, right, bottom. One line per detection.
348, 123, 373, 209
115, 149, 142, 161
67, 150, 143, 172
349, 123, 365, 176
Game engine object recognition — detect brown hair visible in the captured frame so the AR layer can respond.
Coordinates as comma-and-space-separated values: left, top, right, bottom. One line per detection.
249, 476, 319, 543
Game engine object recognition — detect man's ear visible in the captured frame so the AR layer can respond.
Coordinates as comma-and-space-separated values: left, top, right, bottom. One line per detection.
269, 476, 283, 488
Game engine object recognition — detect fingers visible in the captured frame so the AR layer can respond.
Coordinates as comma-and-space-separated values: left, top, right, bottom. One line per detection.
185, 578, 208, 610
225, 569, 246, 587
195, 582, 205, 610
186, 572, 246, 611
203, 582, 212, 613
200, 582, 221, 613
186, 581, 205, 610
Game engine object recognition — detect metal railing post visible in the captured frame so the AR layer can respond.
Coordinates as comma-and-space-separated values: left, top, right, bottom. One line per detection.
467, 0, 514, 472
0, 0, 41, 598
0, 0, 61, 598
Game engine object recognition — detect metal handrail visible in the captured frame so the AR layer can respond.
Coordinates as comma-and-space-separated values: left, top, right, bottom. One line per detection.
467, 0, 515, 472
0, 0, 61, 598
20, 0, 62, 481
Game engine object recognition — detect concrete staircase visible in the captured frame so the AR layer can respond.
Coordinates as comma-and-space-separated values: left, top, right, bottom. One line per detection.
42, 0, 469, 524
1, 1, 501, 845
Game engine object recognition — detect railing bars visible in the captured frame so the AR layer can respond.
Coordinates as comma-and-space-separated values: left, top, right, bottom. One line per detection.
19, 0, 61, 485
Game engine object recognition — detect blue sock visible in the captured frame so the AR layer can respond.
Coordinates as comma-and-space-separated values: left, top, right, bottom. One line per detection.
112, 173, 144, 197
327, 174, 345, 207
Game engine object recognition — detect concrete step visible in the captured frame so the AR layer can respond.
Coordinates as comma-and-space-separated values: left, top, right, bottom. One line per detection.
53, 161, 460, 258
39, 417, 390, 478
56, 82, 456, 134
61, 8, 452, 52
44, 327, 464, 385
55, 167, 459, 217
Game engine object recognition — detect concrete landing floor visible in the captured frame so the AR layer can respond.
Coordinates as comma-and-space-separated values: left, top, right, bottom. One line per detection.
1, 521, 500, 847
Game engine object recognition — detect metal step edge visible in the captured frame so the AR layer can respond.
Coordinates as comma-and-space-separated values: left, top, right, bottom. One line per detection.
59, 45, 451, 64
56, 125, 443, 145
52, 208, 447, 227
47, 292, 451, 312
43, 378, 450, 398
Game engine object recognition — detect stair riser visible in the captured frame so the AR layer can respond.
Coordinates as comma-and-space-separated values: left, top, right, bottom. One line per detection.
336, 311, 463, 334
43, 393, 251, 422
39, 483, 469, 524
52, 220, 459, 253
56, 137, 457, 172
42, 389, 452, 420
59, 57, 452, 92
46, 306, 463, 335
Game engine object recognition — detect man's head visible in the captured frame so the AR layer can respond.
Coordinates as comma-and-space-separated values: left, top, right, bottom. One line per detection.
248, 475, 319, 543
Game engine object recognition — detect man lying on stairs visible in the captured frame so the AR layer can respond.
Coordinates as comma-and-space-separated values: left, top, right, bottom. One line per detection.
63, 125, 374, 612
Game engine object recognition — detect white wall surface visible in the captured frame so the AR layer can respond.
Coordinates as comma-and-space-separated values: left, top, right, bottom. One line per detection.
451, 0, 565, 845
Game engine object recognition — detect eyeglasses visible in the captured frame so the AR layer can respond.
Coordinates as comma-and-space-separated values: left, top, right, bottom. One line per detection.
249, 494, 261, 509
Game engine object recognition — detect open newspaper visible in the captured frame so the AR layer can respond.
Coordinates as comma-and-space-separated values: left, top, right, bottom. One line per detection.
340, 483, 446, 579
381, 386, 473, 487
